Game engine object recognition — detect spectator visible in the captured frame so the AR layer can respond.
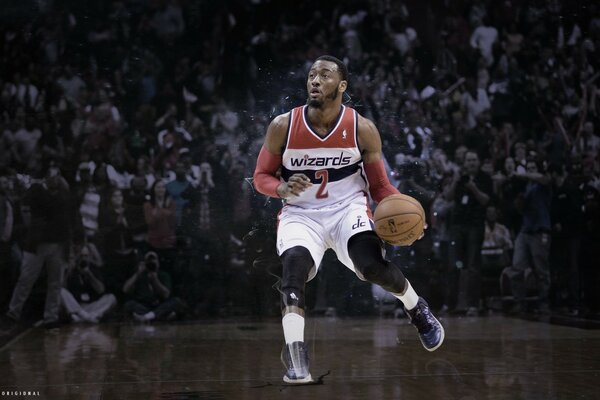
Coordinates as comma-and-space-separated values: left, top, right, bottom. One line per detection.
470, 18, 498, 67
549, 163, 583, 314
99, 188, 135, 298
173, 149, 201, 187
461, 78, 491, 130
144, 180, 177, 272
106, 144, 134, 190
502, 23, 524, 57
481, 204, 513, 303
493, 156, 525, 235
77, 163, 110, 243
61, 243, 117, 323
82, 88, 122, 152
580, 184, 600, 316
0, 122, 16, 169
339, 6, 368, 61
156, 115, 192, 171
444, 151, 492, 316
196, 162, 214, 232
210, 100, 240, 137
0, 173, 15, 309
10, 75, 40, 110
124, 176, 149, 256
56, 66, 86, 107
506, 158, 553, 314
166, 161, 191, 227
151, 0, 185, 43
122, 251, 184, 322
481, 204, 513, 264
6, 170, 73, 328
134, 156, 156, 191
571, 121, 600, 159
11, 116, 42, 171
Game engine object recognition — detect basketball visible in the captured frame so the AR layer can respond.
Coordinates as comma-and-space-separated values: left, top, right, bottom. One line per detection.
373, 194, 425, 246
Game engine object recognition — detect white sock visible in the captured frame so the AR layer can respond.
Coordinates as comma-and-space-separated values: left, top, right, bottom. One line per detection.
282, 313, 305, 344
393, 280, 419, 310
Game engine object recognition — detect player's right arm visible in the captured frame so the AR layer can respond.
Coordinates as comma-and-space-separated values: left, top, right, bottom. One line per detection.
253, 113, 312, 199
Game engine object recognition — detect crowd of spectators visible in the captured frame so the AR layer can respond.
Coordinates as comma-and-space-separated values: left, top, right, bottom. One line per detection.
0, 0, 599, 330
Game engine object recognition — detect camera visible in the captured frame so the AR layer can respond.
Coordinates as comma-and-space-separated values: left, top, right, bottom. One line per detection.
144, 251, 159, 272
78, 260, 89, 270
146, 261, 158, 272
146, 259, 158, 272
459, 174, 470, 185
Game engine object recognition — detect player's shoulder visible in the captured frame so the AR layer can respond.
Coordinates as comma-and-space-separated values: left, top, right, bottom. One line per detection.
270, 105, 306, 131
355, 111, 378, 136
268, 112, 291, 134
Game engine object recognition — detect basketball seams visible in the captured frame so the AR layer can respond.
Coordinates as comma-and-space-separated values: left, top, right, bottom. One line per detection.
373, 194, 425, 245
384, 196, 425, 216
379, 195, 424, 210
377, 219, 423, 245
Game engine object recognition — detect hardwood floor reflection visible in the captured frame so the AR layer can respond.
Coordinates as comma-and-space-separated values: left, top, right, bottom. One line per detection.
0, 316, 598, 399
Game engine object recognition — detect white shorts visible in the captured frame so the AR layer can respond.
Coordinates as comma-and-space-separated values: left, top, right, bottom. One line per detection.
276, 194, 374, 281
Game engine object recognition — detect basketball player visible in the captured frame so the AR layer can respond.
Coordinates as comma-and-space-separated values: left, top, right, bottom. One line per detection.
253, 55, 444, 384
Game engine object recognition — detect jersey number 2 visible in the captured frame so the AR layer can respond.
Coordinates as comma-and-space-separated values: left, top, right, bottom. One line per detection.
315, 170, 329, 199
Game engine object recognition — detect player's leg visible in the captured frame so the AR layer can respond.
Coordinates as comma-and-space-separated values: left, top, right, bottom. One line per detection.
280, 246, 314, 383
346, 231, 444, 351
276, 215, 325, 384
334, 201, 444, 351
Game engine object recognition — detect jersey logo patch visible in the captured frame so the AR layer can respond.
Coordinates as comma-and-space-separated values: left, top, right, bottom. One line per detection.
352, 215, 366, 229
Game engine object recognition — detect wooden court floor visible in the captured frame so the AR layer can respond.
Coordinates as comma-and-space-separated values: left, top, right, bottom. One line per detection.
0, 315, 598, 400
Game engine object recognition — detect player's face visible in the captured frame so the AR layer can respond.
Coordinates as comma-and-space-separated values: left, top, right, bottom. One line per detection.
306, 60, 346, 108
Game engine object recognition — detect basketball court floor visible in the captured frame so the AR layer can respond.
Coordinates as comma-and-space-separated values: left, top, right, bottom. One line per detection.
0, 315, 598, 399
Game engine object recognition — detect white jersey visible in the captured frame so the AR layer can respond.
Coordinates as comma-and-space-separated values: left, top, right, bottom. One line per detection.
281, 105, 368, 208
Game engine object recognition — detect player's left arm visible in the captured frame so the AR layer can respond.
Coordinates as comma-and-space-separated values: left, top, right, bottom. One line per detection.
357, 114, 400, 203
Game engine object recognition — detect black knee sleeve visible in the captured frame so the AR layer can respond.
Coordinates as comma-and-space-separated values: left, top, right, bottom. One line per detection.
280, 246, 313, 311
348, 231, 407, 294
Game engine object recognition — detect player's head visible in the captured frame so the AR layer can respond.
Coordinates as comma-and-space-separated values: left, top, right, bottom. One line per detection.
307, 55, 348, 108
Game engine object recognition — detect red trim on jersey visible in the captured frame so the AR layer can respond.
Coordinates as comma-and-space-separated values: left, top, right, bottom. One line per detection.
286, 106, 356, 149
362, 192, 373, 218
364, 159, 400, 203
253, 146, 282, 198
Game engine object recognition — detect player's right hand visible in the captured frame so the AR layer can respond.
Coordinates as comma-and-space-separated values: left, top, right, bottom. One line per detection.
277, 173, 312, 198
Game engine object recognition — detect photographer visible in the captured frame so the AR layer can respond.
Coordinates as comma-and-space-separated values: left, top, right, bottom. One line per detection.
122, 251, 183, 322
443, 150, 493, 316
61, 243, 117, 323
